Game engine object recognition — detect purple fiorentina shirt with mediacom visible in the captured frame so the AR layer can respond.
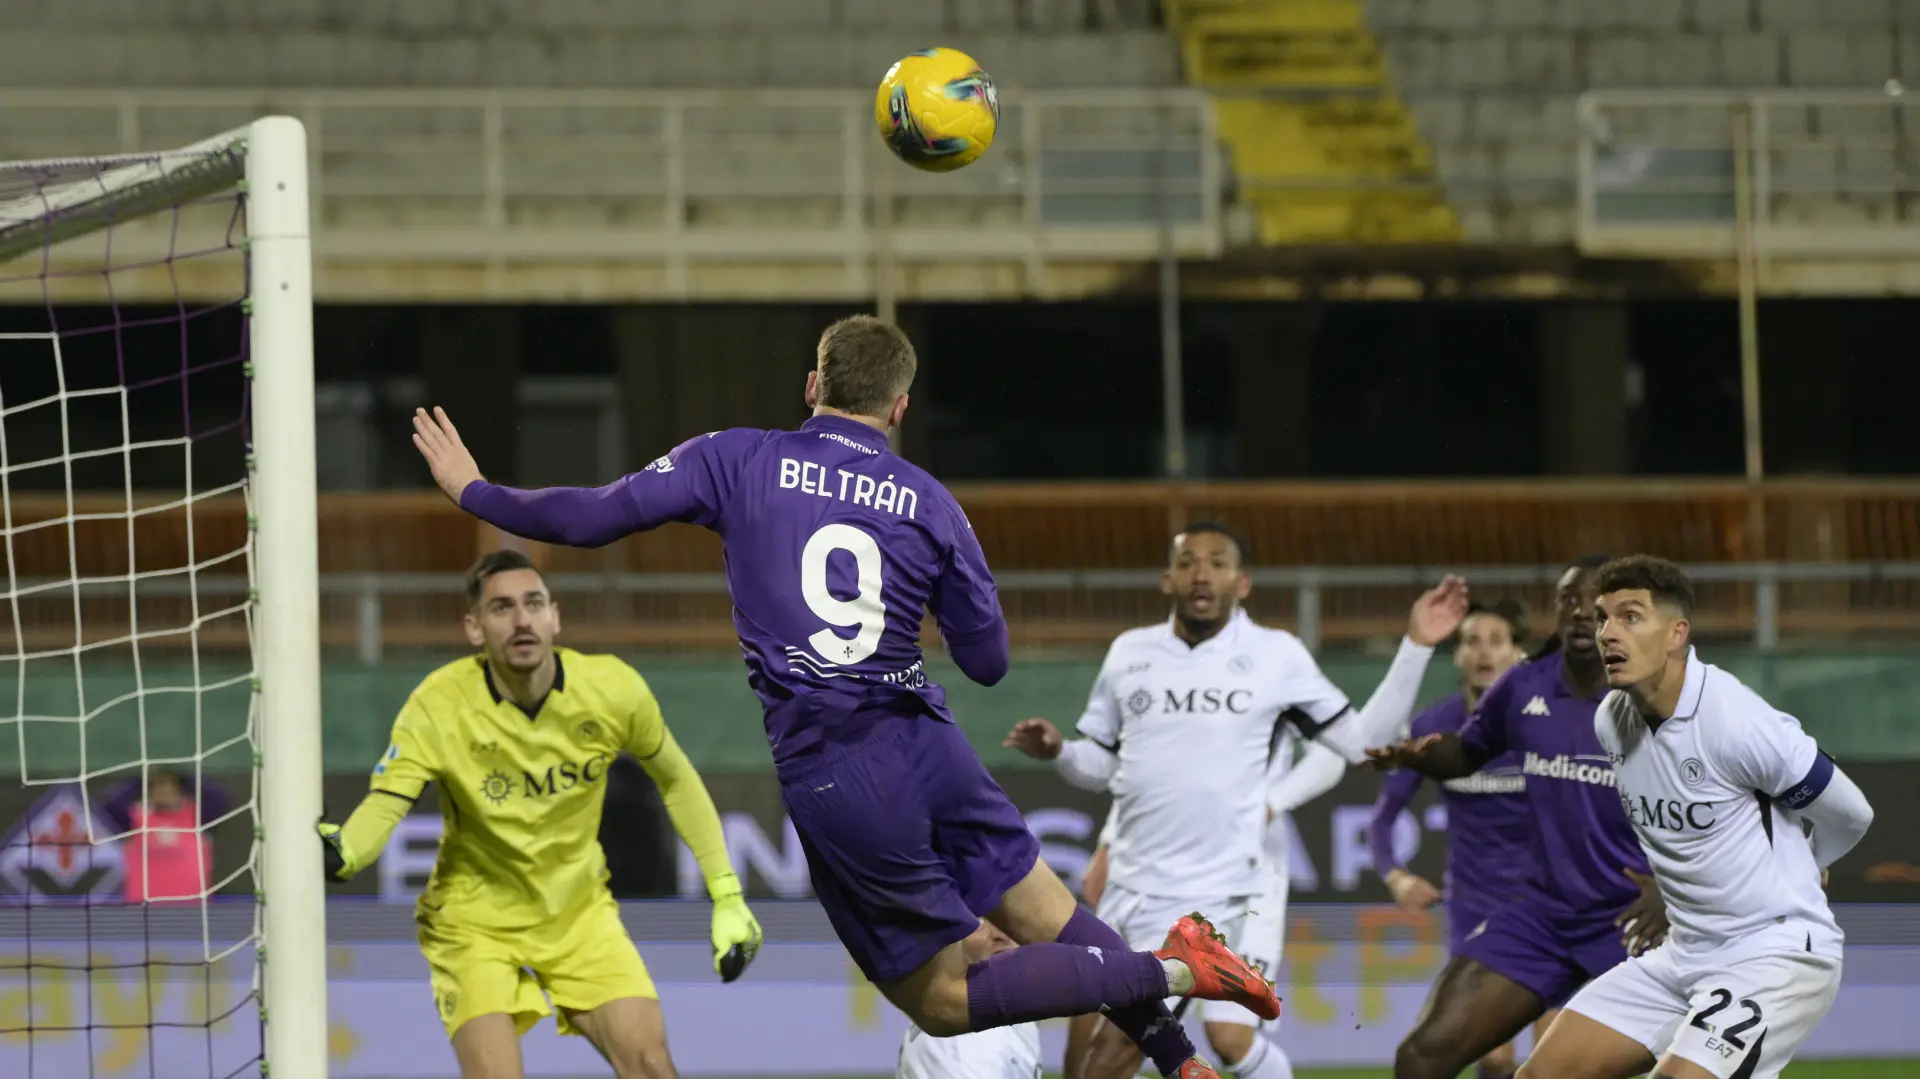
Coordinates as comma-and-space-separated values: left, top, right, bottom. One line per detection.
459, 415, 1010, 776
1367, 690, 1532, 952
1445, 653, 1651, 1007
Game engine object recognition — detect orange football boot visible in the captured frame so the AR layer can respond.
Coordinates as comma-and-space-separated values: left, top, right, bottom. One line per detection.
1154, 912, 1282, 1021
1173, 1058, 1222, 1079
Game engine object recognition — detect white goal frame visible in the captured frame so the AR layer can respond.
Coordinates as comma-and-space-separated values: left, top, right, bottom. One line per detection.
247, 116, 329, 1079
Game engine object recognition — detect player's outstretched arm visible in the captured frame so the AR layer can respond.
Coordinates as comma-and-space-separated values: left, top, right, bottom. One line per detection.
321, 694, 446, 882
414, 408, 748, 548
1364, 732, 1488, 780
1337, 576, 1469, 753
316, 791, 412, 882
1004, 717, 1119, 792
635, 727, 763, 979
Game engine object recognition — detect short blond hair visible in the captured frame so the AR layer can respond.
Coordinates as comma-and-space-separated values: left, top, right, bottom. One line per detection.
815, 315, 917, 418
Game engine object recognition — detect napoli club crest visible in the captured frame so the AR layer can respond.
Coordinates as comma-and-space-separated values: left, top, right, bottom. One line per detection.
1681, 758, 1706, 786
1228, 655, 1253, 675
1125, 689, 1154, 716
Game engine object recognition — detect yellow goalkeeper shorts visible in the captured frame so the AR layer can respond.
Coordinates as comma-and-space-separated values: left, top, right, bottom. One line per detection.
416, 892, 657, 1039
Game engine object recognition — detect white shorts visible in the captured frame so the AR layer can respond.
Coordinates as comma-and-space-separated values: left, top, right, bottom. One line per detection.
1563, 944, 1841, 1079
1095, 878, 1287, 1028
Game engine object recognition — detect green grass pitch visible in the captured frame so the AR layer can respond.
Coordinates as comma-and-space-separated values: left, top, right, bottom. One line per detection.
729, 1063, 1914, 1079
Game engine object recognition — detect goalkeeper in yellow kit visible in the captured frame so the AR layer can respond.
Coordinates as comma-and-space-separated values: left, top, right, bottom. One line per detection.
318, 550, 761, 1079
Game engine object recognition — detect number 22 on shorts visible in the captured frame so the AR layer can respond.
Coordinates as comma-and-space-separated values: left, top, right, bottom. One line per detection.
1690, 987, 1763, 1060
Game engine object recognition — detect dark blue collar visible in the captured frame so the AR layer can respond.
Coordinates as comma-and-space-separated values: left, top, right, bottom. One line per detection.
801, 414, 891, 452
481, 652, 565, 720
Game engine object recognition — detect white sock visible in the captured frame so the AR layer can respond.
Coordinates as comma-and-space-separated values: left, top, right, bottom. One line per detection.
1161, 957, 1195, 994
1228, 1034, 1293, 1079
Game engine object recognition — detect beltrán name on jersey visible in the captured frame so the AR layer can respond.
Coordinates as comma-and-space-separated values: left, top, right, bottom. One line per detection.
1522, 751, 1618, 787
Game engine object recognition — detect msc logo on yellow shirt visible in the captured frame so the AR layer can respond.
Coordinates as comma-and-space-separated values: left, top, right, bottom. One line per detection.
474, 754, 615, 807
522, 753, 613, 799
480, 770, 514, 805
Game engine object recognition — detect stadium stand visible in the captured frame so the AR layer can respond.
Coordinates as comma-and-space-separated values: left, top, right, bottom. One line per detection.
1362, 0, 1920, 243
0, 1, 1215, 301
0, 0, 1178, 89
1167, 0, 1462, 244
8, 481, 1917, 655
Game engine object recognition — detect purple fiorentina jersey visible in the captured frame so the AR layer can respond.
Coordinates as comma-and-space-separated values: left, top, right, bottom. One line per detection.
1370, 692, 1532, 905
463, 416, 1005, 775
1458, 654, 1649, 919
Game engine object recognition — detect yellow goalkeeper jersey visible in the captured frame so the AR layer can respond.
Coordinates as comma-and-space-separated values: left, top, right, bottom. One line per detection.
370, 647, 672, 930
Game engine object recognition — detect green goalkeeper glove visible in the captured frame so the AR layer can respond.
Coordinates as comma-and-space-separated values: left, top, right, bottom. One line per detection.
707, 873, 762, 983
316, 818, 358, 882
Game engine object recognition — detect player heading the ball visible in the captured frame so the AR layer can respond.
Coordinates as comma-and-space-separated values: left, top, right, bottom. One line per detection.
412, 316, 1278, 1079
316, 550, 761, 1079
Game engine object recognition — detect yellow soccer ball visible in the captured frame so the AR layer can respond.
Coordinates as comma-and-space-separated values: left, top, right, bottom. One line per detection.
875, 48, 1000, 172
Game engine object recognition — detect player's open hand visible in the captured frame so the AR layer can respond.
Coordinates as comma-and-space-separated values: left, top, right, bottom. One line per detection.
1363, 732, 1446, 772
411, 406, 484, 506
1003, 717, 1064, 761
1407, 574, 1471, 647
1386, 869, 1442, 915
316, 818, 357, 882
708, 873, 762, 983
1616, 867, 1670, 956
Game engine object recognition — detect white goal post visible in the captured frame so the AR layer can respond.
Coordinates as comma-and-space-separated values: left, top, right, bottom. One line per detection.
0, 116, 326, 1079
248, 116, 330, 1079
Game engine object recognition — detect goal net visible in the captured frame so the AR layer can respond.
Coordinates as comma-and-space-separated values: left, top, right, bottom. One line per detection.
0, 120, 324, 1079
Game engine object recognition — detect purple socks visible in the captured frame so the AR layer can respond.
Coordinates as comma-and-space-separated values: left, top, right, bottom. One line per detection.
963, 907, 1198, 1077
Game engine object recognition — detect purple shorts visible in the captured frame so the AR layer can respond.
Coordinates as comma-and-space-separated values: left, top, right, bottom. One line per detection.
782, 715, 1040, 985
1455, 895, 1628, 1008
1443, 888, 1504, 956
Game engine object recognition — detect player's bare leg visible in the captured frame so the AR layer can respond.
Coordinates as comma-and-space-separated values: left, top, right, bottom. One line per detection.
1496, 1007, 1557, 1076
1083, 1015, 1147, 1079
449, 1014, 526, 1079
563, 997, 677, 1079
876, 859, 1264, 1077
1394, 957, 1543, 1079
1063, 1012, 1107, 1079
1479, 1040, 1517, 1078
1515, 1008, 1654, 1079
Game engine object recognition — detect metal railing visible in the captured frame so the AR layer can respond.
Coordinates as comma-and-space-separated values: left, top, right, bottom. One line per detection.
1576, 88, 1920, 259
8, 561, 1916, 663
0, 87, 1221, 301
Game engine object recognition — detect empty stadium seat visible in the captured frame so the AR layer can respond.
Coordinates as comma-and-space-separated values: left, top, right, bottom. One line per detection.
1360, 0, 1919, 243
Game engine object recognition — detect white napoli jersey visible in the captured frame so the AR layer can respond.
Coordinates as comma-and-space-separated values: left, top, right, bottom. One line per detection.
897, 1021, 1042, 1079
1596, 648, 1842, 959
1079, 610, 1351, 898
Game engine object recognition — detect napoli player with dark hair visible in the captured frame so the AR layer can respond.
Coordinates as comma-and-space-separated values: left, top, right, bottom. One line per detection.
1365, 557, 1672, 1079
1367, 598, 1539, 1079
411, 316, 1306, 1079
